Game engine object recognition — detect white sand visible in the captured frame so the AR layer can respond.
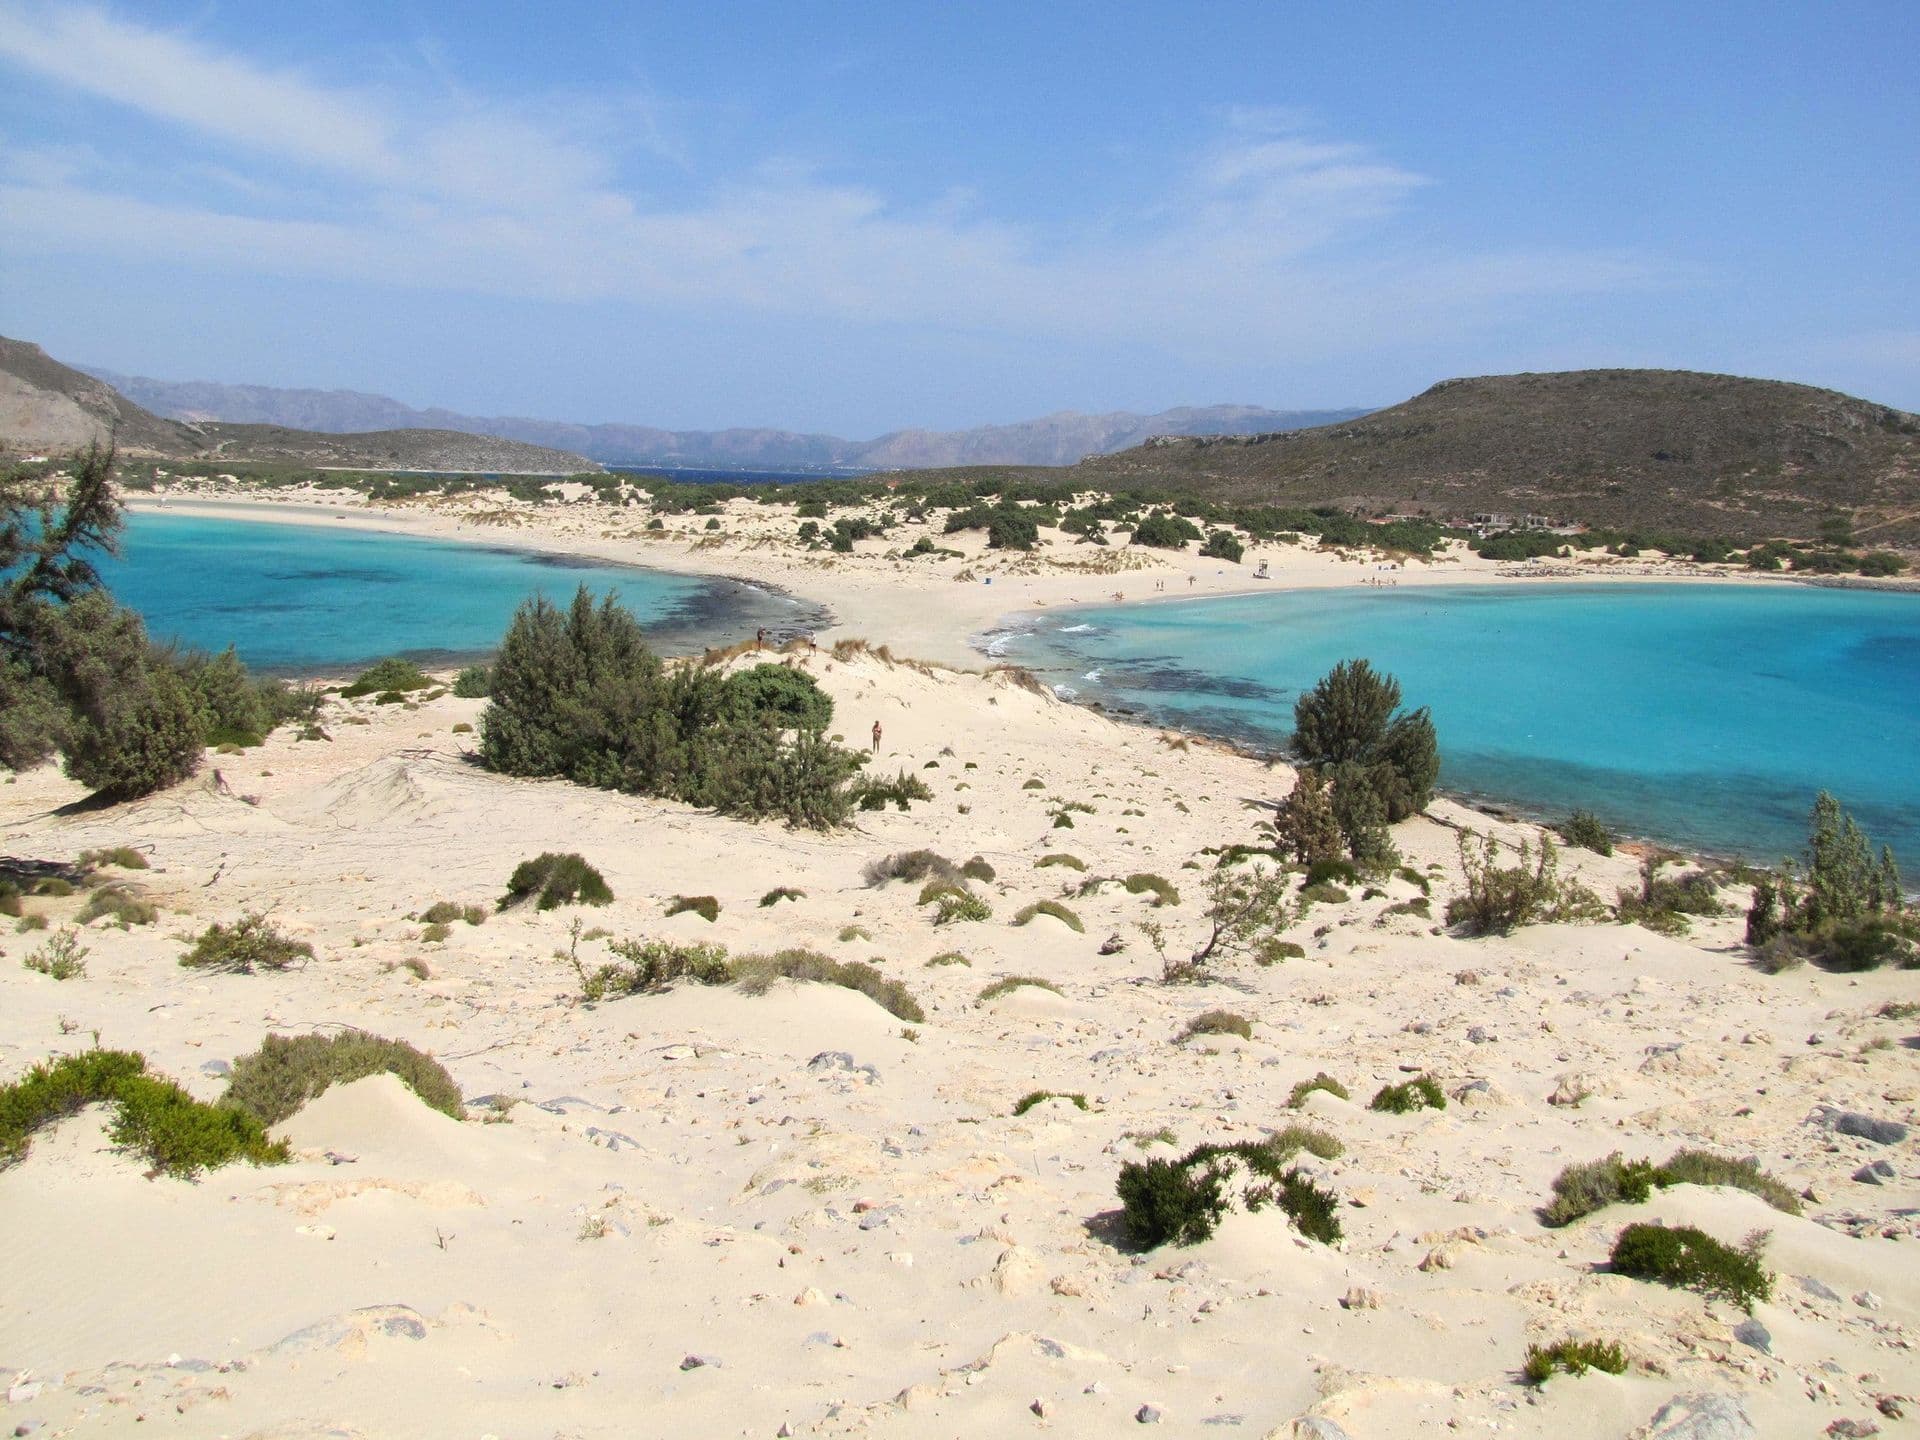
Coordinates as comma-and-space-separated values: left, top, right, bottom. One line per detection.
0, 487, 1913, 1438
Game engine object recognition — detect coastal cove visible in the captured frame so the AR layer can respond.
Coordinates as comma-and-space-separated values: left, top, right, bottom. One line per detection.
104, 509, 827, 674
992, 583, 1920, 878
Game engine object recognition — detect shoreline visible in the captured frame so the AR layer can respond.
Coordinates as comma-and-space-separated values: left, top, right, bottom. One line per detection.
125, 488, 1853, 672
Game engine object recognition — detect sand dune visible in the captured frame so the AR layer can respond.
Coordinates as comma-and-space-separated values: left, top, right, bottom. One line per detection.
2, 520, 1915, 1436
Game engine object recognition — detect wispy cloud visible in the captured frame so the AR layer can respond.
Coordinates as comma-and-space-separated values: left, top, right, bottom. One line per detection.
0, 3, 1666, 364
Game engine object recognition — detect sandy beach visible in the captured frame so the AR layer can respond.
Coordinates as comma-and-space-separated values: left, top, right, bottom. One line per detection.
0, 484, 1913, 1439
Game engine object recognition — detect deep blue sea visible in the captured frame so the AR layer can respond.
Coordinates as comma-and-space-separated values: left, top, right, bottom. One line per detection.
989, 583, 1920, 876
103, 511, 826, 674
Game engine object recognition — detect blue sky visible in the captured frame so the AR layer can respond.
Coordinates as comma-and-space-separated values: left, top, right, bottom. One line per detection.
2, 1, 1915, 433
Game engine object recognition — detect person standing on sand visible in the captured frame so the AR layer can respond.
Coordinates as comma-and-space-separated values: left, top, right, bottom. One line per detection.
871, 721, 883, 753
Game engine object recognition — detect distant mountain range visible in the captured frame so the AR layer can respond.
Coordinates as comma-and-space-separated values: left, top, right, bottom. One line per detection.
0, 337, 600, 474
81, 365, 1371, 470
1076, 368, 1920, 545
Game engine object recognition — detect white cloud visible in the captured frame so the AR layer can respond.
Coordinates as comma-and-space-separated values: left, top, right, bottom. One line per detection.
0, 3, 1668, 366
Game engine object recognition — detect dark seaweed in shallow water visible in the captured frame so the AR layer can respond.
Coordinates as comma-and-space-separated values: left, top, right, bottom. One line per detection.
1097, 659, 1284, 704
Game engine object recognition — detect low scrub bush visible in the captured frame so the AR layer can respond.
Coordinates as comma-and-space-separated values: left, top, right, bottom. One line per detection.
1179, 1009, 1252, 1042
1116, 1136, 1343, 1249
420, 900, 487, 926
76, 882, 156, 927
340, 657, 432, 699
926, 950, 970, 967
1522, 1338, 1628, 1385
180, 913, 314, 973
78, 846, 147, 870
1012, 899, 1084, 932
1299, 881, 1351, 906
450, 664, 492, 698
223, 1031, 465, 1127
1, 1049, 285, 1177
578, 939, 732, 999
849, 770, 934, 812
1012, 1089, 1088, 1116
501, 853, 612, 911
22, 929, 89, 979
1610, 1222, 1772, 1310
759, 886, 805, 907
665, 895, 720, 923
1304, 857, 1360, 888
1268, 1124, 1343, 1161
1370, 1075, 1445, 1114
732, 948, 926, 1023
1542, 1149, 1800, 1226
1288, 1072, 1349, 1107
925, 883, 991, 924
1555, 810, 1615, 856
1034, 853, 1086, 871
1124, 872, 1180, 907
977, 975, 1059, 1001
865, 849, 960, 887
1446, 834, 1607, 936
960, 856, 996, 883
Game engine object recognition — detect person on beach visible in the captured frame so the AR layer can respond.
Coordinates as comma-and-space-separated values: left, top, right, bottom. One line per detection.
871, 721, 883, 753
756, 627, 766, 650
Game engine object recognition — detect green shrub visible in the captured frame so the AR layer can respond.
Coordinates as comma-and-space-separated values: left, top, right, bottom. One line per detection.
501, 853, 612, 911
960, 856, 996, 883
1522, 1338, 1628, 1385
1034, 854, 1086, 871
732, 948, 925, 1023
1543, 1150, 1800, 1226
1013, 1089, 1088, 1116
579, 939, 732, 999
1610, 1223, 1772, 1310
1298, 881, 1351, 906
223, 1031, 465, 1127
926, 951, 970, 967
22, 929, 88, 979
63, 656, 205, 800
977, 975, 1059, 1001
1116, 1156, 1226, 1247
451, 664, 492, 698
340, 657, 432, 699
419, 900, 487, 927
1179, 1009, 1253, 1042
479, 589, 861, 829
74, 882, 156, 926
866, 849, 960, 886
849, 769, 934, 811
922, 884, 990, 924
0, 1049, 285, 1177
720, 664, 834, 731
180, 913, 314, 973
837, 924, 872, 943
1200, 530, 1244, 563
665, 895, 720, 923
1012, 899, 1084, 932
1556, 810, 1614, 856
1124, 873, 1180, 907
1129, 512, 1204, 549
79, 846, 147, 870
1541, 1153, 1662, 1226
1370, 1075, 1445, 1114
1447, 833, 1606, 935
1288, 1072, 1348, 1107
760, 886, 805, 907
1116, 1137, 1342, 1248
1304, 857, 1360, 888
1023, 778, 1045, 790
1268, 1124, 1343, 1161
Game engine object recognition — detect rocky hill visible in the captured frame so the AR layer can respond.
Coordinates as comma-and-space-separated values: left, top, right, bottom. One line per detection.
1075, 369, 1920, 543
84, 364, 1367, 469
1, 337, 598, 474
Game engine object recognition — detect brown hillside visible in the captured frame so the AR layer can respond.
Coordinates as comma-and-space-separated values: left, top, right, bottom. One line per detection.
1075, 369, 1920, 543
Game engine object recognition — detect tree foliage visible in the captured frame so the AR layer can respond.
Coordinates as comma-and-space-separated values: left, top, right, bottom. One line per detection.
1285, 659, 1438, 857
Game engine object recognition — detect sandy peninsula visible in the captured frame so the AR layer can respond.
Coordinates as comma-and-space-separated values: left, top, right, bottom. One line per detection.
0, 482, 1913, 1439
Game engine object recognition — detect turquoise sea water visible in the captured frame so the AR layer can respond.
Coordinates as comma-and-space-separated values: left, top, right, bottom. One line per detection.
989, 583, 1920, 876
102, 511, 825, 674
